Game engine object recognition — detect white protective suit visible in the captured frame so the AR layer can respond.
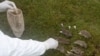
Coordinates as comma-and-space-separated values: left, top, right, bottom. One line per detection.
0, 30, 58, 56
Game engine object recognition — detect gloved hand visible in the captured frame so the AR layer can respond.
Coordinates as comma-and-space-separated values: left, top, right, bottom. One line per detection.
43, 38, 58, 50
0, 0, 17, 12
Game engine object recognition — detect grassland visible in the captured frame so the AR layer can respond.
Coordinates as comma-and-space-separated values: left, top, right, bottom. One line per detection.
0, 0, 100, 56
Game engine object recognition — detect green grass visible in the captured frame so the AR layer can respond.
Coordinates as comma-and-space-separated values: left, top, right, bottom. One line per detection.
0, 0, 100, 56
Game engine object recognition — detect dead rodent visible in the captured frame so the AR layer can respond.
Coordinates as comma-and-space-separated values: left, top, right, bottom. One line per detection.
70, 47, 84, 55
66, 47, 84, 56
60, 23, 72, 38
60, 29, 72, 38
56, 46, 65, 54
79, 30, 91, 38
74, 40, 87, 48
55, 37, 70, 45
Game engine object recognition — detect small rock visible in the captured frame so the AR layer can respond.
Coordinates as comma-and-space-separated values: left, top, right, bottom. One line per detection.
73, 25, 77, 29
79, 30, 91, 38
61, 23, 64, 27
68, 26, 71, 29
74, 40, 87, 48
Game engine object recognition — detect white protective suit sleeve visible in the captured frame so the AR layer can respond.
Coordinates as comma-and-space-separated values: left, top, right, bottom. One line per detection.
0, 30, 58, 56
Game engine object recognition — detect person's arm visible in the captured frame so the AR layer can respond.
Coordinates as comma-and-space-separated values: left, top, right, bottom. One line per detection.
0, 30, 58, 56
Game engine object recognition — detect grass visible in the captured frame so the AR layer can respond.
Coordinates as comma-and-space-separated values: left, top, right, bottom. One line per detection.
0, 0, 100, 56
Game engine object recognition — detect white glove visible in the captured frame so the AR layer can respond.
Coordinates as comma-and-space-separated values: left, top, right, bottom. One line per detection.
44, 38, 58, 50
0, 0, 16, 12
